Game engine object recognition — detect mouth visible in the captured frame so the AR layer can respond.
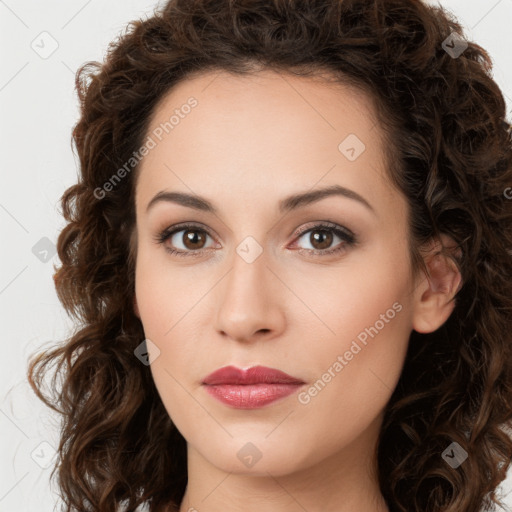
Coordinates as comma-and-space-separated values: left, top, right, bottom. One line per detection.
201, 365, 305, 409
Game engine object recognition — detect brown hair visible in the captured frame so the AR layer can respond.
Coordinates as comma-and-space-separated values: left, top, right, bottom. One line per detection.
27, 0, 512, 511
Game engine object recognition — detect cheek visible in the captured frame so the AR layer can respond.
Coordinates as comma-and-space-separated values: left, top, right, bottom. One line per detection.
134, 247, 207, 393
291, 299, 411, 460
297, 283, 410, 400
134, 246, 201, 338
291, 245, 412, 412
289, 241, 411, 346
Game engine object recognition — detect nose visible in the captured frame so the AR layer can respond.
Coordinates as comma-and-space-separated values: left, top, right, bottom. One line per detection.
214, 246, 286, 344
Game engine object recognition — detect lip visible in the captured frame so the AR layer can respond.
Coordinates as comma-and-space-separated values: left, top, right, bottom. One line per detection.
202, 365, 303, 385
202, 365, 305, 409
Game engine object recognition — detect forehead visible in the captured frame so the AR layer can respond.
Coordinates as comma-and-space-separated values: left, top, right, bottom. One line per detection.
145, 68, 379, 143
135, 68, 396, 217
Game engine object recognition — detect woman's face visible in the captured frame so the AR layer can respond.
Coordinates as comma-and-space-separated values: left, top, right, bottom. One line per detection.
133, 69, 422, 477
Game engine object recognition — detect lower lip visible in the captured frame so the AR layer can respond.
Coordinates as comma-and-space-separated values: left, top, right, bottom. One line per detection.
203, 383, 303, 409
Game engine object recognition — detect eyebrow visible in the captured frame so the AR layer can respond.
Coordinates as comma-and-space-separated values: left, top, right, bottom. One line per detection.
146, 184, 376, 216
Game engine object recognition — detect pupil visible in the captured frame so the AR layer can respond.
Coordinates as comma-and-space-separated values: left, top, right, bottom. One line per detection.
312, 230, 332, 249
185, 230, 204, 249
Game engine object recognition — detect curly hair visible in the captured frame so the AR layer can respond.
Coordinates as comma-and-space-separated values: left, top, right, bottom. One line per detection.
27, 0, 512, 511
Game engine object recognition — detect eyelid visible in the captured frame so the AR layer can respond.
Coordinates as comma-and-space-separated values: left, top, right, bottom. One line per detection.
292, 220, 353, 238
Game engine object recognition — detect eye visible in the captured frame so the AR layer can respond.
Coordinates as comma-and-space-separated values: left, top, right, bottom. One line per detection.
154, 221, 358, 258
153, 223, 217, 257
291, 222, 357, 256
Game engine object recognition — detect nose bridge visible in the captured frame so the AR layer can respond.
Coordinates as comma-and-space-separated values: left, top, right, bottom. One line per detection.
214, 239, 285, 341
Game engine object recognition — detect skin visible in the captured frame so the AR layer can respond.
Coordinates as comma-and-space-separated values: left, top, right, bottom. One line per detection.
132, 69, 462, 512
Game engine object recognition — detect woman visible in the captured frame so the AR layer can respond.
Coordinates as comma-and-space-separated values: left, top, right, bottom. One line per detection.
28, 0, 512, 511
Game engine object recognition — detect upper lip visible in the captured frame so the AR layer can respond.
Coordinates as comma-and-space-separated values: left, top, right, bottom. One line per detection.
202, 365, 304, 385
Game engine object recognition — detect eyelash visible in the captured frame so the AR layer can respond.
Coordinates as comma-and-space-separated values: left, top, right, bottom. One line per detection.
153, 221, 358, 258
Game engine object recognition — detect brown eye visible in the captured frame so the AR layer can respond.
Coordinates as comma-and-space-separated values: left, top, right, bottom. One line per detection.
155, 223, 216, 256
308, 229, 333, 250
293, 222, 357, 256
181, 229, 208, 250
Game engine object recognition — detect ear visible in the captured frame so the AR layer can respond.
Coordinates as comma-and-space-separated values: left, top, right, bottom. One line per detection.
411, 233, 463, 334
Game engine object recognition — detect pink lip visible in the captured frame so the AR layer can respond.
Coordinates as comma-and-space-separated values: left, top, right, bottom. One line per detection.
202, 365, 305, 409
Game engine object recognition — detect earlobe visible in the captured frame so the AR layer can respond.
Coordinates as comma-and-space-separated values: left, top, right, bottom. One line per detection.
412, 235, 463, 334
